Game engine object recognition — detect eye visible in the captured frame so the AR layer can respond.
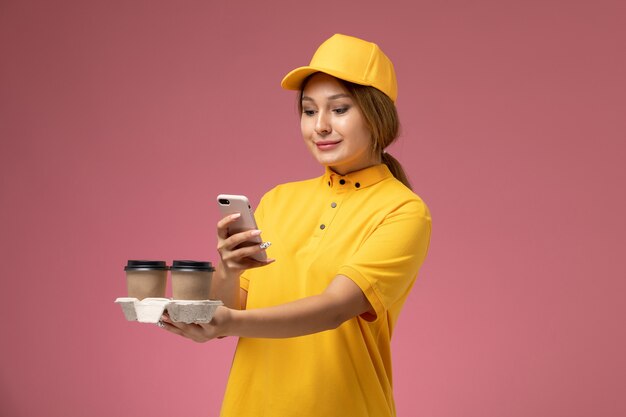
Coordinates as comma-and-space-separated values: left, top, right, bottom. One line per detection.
302, 109, 316, 116
333, 106, 350, 114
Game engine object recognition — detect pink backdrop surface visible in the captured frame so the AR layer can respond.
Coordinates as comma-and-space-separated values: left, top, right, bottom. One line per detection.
1, 1, 625, 416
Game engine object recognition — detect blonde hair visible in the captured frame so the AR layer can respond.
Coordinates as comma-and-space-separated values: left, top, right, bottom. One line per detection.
299, 75, 412, 190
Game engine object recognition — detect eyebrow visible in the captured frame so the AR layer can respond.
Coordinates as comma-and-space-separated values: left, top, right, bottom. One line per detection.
301, 93, 351, 102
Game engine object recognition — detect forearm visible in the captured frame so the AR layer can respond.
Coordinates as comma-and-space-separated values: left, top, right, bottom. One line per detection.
209, 261, 243, 309
227, 296, 340, 338
224, 292, 355, 339
162, 275, 372, 342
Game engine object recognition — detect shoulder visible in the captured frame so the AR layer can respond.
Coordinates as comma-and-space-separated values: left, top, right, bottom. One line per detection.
372, 176, 431, 221
259, 175, 322, 204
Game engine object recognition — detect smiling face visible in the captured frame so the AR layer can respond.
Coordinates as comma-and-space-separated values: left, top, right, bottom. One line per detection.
300, 73, 380, 175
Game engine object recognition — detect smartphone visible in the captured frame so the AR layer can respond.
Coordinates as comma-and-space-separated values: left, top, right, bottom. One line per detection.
217, 194, 267, 262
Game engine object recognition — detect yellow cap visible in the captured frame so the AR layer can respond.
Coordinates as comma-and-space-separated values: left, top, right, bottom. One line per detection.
281, 34, 398, 102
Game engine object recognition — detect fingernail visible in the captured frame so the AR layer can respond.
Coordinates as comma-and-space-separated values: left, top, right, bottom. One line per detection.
259, 241, 271, 249
250, 230, 262, 236
231, 213, 241, 219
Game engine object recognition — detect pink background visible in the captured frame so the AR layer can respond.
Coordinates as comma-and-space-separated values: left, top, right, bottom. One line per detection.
1, 1, 624, 416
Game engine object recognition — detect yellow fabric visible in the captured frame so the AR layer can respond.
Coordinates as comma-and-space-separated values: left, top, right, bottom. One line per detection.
220, 164, 431, 417
281, 34, 398, 102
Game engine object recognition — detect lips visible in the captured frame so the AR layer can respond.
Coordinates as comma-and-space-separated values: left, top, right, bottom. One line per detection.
315, 140, 341, 151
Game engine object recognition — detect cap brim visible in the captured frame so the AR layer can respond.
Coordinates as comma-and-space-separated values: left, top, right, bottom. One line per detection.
281, 66, 372, 91
280, 67, 320, 91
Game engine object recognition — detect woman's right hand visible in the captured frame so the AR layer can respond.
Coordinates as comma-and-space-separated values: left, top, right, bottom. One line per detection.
216, 213, 274, 274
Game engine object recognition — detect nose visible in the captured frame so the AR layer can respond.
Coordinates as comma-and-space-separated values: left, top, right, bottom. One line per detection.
314, 110, 331, 136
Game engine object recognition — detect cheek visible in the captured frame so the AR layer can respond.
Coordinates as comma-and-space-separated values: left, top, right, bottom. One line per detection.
300, 117, 312, 137
339, 117, 371, 144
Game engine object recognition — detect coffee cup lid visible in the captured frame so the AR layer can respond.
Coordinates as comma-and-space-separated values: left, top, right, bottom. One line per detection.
125, 260, 169, 271
171, 260, 215, 272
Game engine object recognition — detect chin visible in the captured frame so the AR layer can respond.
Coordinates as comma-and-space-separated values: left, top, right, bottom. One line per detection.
311, 153, 337, 166
318, 158, 344, 169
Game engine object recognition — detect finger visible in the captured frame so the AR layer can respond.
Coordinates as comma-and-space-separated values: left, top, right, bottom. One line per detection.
161, 315, 213, 342
224, 242, 271, 263
225, 256, 275, 272
161, 321, 205, 342
218, 231, 263, 260
224, 229, 261, 248
161, 314, 192, 333
217, 213, 241, 240
159, 320, 190, 338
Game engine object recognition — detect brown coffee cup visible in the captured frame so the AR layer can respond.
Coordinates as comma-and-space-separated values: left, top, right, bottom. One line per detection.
170, 260, 214, 300
125, 260, 168, 300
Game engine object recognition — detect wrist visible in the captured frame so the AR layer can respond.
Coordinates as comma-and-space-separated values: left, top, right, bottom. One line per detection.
219, 306, 241, 338
216, 259, 243, 280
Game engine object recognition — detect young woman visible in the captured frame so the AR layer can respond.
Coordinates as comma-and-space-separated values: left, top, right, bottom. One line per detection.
161, 34, 432, 417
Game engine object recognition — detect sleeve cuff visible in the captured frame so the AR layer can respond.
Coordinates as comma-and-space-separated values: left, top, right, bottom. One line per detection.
337, 265, 385, 322
240, 275, 250, 292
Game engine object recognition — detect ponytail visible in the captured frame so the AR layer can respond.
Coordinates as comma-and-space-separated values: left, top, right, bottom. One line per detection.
382, 152, 412, 190
341, 80, 413, 190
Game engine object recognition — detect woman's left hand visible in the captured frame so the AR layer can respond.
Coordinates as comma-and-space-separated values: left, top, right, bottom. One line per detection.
159, 306, 232, 342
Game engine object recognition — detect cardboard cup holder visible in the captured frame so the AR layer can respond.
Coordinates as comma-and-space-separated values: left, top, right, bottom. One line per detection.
115, 298, 223, 324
